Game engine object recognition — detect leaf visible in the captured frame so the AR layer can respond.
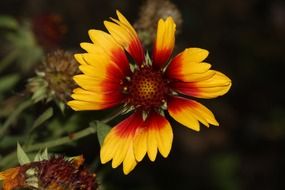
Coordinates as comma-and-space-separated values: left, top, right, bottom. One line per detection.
0, 74, 20, 93
41, 148, 48, 160
31, 107, 53, 131
34, 148, 49, 162
56, 100, 65, 113
17, 142, 30, 165
0, 135, 25, 149
0, 16, 19, 29
33, 150, 41, 162
94, 121, 112, 146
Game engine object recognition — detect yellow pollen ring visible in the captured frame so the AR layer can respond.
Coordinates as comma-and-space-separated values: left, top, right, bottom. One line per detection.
137, 79, 158, 99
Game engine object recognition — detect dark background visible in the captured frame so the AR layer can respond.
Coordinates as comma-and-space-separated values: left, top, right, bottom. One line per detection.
1, 0, 285, 189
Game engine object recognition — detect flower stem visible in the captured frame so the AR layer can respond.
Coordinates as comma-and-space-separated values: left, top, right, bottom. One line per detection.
0, 107, 123, 168
0, 125, 97, 168
0, 99, 33, 139
27, 125, 97, 151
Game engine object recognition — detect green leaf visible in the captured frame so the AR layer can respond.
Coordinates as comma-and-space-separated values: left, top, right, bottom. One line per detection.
94, 121, 112, 146
0, 135, 26, 149
41, 148, 48, 160
17, 142, 30, 165
34, 148, 49, 162
0, 16, 19, 29
33, 150, 41, 162
31, 107, 53, 131
0, 74, 20, 93
56, 100, 65, 113
0, 50, 19, 73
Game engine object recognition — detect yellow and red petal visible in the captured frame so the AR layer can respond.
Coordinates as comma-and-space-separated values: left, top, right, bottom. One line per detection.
78, 60, 123, 80
133, 127, 148, 162
105, 10, 144, 65
0, 167, 20, 181
100, 112, 144, 174
133, 112, 173, 162
152, 17, 176, 69
67, 88, 123, 111
87, 29, 130, 74
168, 96, 219, 131
171, 71, 232, 99
166, 48, 212, 81
73, 75, 122, 93
0, 167, 22, 190
100, 111, 173, 174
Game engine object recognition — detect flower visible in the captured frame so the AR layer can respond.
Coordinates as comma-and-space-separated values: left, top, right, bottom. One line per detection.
27, 50, 79, 104
0, 155, 97, 190
68, 10, 231, 174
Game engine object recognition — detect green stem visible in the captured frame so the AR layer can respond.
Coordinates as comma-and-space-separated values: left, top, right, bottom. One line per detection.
0, 107, 123, 168
0, 125, 97, 168
26, 125, 97, 151
0, 99, 33, 139
101, 107, 125, 123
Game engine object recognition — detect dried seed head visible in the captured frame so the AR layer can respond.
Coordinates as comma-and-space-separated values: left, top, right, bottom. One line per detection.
134, 0, 183, 46
35, 156, 96, 190
27, 50, 80, 103
0, 156, 97, 190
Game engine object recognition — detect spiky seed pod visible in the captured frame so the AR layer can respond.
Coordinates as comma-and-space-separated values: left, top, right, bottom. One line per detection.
42, 50, 79, 102
27, 50, 80, 104
34, 156, 96, 190
0, 156, 97, 190
134, 0, 183, 46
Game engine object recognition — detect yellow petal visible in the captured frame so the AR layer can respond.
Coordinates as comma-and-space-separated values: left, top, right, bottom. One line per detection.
99, 112, 144, 174
74, 54, 87, 65
133, 128, 148, 162
67, 100, 113, 111
123, 142, 137, 175
111, 138, 130, 168
155, 121, 173, 158
180, 48, 209, 62
169, 107, 201, 131
105, 10, 144, 65
104, 21, 132, 47
88, 30, 117, 52
168, 97, 219, 131
100, 133, 121, 164
172, 71, 232, 99
80, 42, 104, 54
166, 48, 212, 82
147, 126, 158, 161
153, 17, 176, 68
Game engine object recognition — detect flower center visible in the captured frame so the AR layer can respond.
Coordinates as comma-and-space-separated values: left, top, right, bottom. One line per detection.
126, 67, 168, 110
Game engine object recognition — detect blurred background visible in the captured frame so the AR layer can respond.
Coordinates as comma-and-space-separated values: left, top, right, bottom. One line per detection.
0, 0, 284, 189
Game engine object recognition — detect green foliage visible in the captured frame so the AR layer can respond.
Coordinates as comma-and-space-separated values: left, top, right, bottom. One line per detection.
0, 16, 19, 29
33, 148, 49, 162
17, 142, 31, 165
0, 74, 19, 94
93, 121, 112, 146
31, 107, 53, 132
0, 16, 43, 74
210, 153, 240, 190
